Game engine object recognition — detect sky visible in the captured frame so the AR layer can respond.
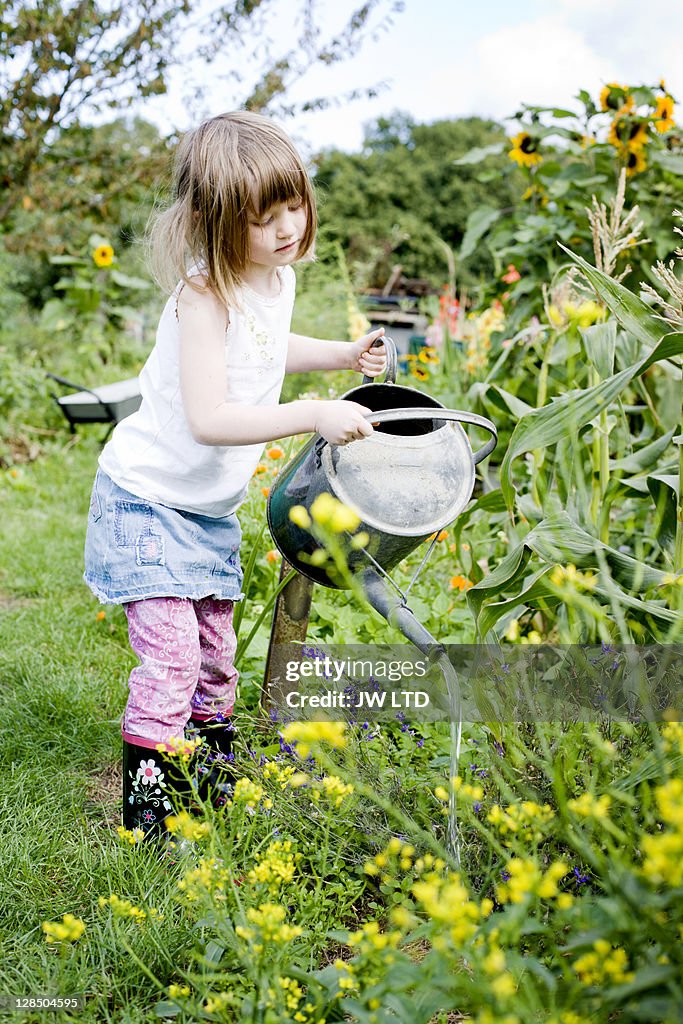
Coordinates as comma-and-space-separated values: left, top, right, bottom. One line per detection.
141, 0, 683, 155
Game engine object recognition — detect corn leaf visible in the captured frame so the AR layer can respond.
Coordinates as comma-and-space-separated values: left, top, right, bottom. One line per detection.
611, 428, 676, 473
525, 512, 670, 589
581, 320, 616, 379
468, 511, 677, 637
500, 331, 683, 507
558, 244, 671, 349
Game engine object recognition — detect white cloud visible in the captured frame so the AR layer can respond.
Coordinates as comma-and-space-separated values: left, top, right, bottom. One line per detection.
416, 15, 615, 123
140, 0, 683, 152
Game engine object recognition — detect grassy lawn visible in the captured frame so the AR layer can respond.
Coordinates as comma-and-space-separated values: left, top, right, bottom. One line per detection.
0, 435, 196, 1022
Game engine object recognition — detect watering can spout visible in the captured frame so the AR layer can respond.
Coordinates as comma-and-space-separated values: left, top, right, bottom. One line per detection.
360, 568, 446, 659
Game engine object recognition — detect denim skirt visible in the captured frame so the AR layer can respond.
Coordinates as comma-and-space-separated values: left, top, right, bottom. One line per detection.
84, 469, 244, 605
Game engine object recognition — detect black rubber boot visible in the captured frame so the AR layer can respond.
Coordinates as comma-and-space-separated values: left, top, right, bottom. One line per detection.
186, 717, 236, 809
122, 737, 192, 837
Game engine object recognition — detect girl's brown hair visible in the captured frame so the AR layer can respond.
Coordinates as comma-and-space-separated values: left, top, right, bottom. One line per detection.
148, 111, 317, 308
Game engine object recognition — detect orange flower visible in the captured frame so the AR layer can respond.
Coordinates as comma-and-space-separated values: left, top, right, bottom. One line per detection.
253, 463, 268, 475
261, 487, 271, 498
437, 530, 448, 541
450, 574, 473, 592
267, 446, 284, 460
266, 549, 280, 563
96, 610, 106, 621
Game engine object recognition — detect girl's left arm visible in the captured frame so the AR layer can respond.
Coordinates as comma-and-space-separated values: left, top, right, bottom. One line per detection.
286, 327, 386, 377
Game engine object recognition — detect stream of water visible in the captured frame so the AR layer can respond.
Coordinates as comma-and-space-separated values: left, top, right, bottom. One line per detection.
437, 651, 463, 868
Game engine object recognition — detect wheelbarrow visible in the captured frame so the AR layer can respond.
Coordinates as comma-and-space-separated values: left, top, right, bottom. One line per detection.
46, 373, 141, 442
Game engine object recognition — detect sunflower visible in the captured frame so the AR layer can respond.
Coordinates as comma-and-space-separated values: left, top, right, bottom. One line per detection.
599, 83, 633, 115
607, 116, 649, 152
625, 148, 647, 177
508, 132, 542, 168
411, 365, 429, 381
653, 94, 675, 133
92, 243, 114, 267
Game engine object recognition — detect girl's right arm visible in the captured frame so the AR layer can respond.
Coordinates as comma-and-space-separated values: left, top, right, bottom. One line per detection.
178, 286, 373, 447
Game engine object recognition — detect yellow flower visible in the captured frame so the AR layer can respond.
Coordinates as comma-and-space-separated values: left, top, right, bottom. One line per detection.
319, 774, 354, 807
310, 492, 361, 533
166, 810, 212, 842
98, 894, 160, 921
41, 913, 86, 943
116, 825, 145, 845
230, 777, 272, 810
491, 973, 516, 999
281, 721, 347, 759
573, 942, 634, 986
236, 903, 302, 945
600, 83, 633, 114
549, 563, 597, 591
607, 116, 649, 152
204, 993, 232, 1014
92, 243, 114, 267
508, 132, 542, 168
653, 94, 676, 133
348, 307, 371, 342
267, 445, 284, 459
625, 148, 647, 177
247, 840, 299, 894
157, 734, 202, 761
168, 984, 191, 999
568, 791, 611, 819
289, 505, 312, 529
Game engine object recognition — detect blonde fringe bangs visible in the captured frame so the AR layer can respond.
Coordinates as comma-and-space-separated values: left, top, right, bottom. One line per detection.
147, 112, 317, 311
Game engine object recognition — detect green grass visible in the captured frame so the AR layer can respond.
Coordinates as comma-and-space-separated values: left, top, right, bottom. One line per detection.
0, 436, 196, 1022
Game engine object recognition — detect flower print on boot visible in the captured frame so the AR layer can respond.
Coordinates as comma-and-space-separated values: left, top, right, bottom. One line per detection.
122, 737, 193, 838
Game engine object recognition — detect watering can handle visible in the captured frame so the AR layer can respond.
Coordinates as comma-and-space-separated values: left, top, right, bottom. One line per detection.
361, 335, 398, 385
360, 406, 498, 464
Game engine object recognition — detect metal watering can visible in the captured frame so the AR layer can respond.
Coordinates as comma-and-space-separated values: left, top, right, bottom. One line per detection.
267, 337, 497, 624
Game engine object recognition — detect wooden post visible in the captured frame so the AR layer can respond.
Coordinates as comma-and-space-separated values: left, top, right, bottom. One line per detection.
261, 560, 314, 717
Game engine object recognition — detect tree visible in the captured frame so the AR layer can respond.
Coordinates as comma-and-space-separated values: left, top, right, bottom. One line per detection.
0, 0, 404, 224
313, 113, 517, 289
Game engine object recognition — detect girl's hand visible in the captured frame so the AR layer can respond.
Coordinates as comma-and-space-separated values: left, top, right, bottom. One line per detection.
349, 327, 386, 377
314, 400, 374, 445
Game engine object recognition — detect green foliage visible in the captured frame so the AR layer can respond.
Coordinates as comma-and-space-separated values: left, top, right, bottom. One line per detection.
0, 0, 403, 229
39, 232, 151, 368
455, 81, 683, 326
313, 113, 517, 288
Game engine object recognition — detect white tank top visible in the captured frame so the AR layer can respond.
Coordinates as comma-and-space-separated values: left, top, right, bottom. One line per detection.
99, 266, 295, 517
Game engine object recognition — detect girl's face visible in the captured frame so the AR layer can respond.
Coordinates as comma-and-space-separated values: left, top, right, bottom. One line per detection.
247, 199, 308, 271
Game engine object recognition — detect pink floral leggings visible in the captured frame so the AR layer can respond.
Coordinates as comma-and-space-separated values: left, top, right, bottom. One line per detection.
121, 596, 238, 750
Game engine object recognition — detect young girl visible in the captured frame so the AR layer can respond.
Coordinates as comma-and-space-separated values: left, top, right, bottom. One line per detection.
84, 111, 386, 837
